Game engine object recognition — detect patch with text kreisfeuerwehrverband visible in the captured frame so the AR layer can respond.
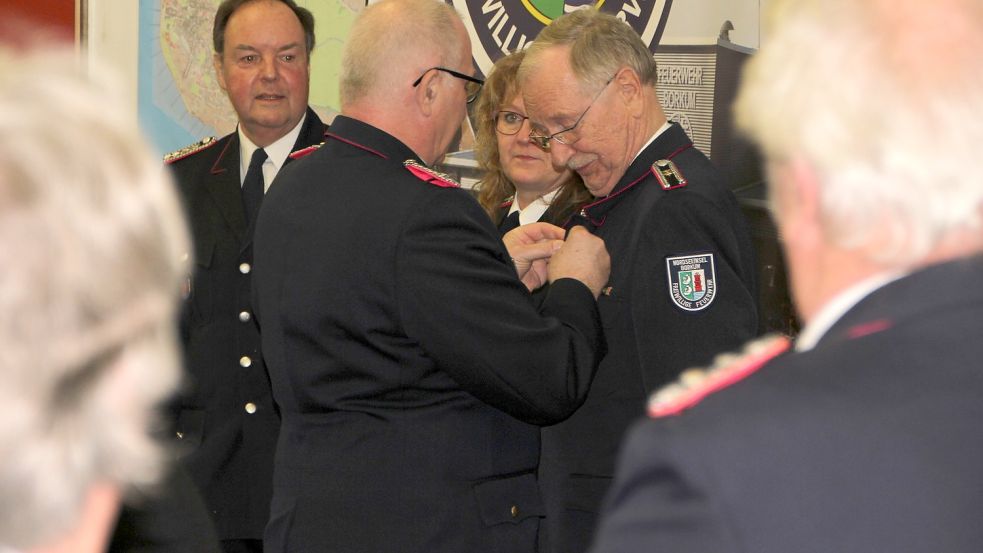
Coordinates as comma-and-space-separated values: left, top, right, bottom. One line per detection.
666, 253, 716, 311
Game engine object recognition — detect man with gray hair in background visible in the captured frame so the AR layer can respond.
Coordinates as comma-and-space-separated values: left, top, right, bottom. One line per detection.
253, 0, 610, 551
519, 9, 759, 552
164, 2, 327, 550
588, 0, 983, 551
0, 48, 190, 552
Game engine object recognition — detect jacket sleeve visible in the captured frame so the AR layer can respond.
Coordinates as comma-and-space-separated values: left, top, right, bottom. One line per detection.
631, 190, 758, 392
395, 189, 605, 425
588, 417, 734, 553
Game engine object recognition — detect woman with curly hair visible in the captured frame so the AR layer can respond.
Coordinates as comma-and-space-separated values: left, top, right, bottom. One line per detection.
474, 51, 592, 233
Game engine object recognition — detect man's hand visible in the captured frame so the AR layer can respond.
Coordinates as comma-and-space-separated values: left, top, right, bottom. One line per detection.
548, 226, 610, 298
503, 222, 565, 291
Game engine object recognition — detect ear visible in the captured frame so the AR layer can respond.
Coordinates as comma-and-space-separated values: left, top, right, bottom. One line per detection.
414, 70, 440, 118
613, 67, 643, 116
769, 156, 823, 249
213, 53, 228, 93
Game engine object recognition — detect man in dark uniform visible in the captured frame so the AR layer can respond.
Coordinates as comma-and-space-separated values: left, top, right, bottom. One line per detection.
163, 1, 327, 551
518, 10, 759, 553
588, 0, 983, 551
251, 0, 610, 552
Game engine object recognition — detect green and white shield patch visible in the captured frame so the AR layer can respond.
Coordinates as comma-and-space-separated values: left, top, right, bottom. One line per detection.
666, 253, 717, 311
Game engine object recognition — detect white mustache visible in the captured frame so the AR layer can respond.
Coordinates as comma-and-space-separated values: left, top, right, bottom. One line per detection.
567, 154, 598, 172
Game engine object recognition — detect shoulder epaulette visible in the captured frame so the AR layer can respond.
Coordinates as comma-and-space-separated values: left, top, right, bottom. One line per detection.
651, 158, 688, 190
163, 137, 217, 164
647, 334, 790, 418
289, 142, 323, 160
403, 159, 459, 188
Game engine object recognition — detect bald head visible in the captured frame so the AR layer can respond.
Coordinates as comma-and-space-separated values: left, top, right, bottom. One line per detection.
340, 0, 468, 108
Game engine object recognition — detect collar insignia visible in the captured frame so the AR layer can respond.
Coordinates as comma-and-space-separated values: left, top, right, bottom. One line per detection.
648, 334, 791, 418
651, 158, 688, 190
164, 136, 217, 164
404, 159, 460, 188
289, 142, 323, 160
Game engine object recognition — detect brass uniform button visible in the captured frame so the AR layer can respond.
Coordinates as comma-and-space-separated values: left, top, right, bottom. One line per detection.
239, 356, 252, 368
239, 262, 251, 274
239, 310, 251, 323
244, 402, 257, 414
510, 505, 519, 518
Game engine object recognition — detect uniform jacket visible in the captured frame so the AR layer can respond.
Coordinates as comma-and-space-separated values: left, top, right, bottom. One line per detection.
590, 254, 983, 553
165, 108, 327, 540
493, 194, 582, 232
252, 115, 605, 553
540, 123, 759, 553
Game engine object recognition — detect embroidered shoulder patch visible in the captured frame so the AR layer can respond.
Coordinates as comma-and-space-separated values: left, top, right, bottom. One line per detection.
666, 253, 716, 311
651, 159, 687, 190
404, 159, 460, 188
163, 136, 217, 164
289, 142, 323, 160
648, 334, 791, 418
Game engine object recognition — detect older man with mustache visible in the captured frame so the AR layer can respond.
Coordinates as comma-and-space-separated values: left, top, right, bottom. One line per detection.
518, 10, 760, 553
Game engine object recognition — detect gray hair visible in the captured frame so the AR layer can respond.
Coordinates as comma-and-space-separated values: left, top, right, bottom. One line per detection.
520, 8, 657, 93
340, 0, 467, 107
735, 0, 983, 263
213, 0, 316, 55
0, 49, 189, 549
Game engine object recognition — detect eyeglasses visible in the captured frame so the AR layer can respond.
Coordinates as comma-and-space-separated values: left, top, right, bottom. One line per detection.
412, 66, 485, 104
494, 111, 529, 136
528, 76, 614, 150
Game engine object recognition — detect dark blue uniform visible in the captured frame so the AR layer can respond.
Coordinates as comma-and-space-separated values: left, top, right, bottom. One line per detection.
590, 254, 983, 553
252, 115, 605, 553
540, 123, 759, 553
165, 108, 327, 542
493, 195, 582, 233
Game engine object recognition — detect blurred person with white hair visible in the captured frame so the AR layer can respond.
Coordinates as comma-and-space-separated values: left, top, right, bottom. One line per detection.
587, 0, 983, 552
0, 48, 192, 552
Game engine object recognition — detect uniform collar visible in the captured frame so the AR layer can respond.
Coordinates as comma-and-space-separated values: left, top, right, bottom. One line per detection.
629, 120, 673, 167
794, 270, 907, 352
576, 123, 693, 224
237, 112, 308, 185
324, 115, 421, 164
508, 187, 562, 226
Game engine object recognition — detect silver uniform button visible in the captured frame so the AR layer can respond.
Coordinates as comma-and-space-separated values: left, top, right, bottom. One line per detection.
239, 262, 251, 274
244, 402, 257, 414
239, 311, 251, 322
239, 356, 252, 368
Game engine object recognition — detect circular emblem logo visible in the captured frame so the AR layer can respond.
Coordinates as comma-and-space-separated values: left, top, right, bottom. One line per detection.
453, 0, 673, 77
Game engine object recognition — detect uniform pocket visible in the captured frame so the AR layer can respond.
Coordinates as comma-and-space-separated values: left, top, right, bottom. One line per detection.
473, 472, 545, 526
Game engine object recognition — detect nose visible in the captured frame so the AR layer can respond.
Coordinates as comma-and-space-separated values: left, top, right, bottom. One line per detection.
516, 119, 533, 145
260, 57, 278, 81
549, 140, 575, 167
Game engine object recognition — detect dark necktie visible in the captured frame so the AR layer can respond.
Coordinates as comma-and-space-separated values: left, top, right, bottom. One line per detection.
498, 210, 521, 235
242, 147, 268, 226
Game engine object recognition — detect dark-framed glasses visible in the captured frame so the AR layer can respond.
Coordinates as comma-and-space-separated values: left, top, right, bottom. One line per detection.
495, 111, 529, 136
528, 76, 614, 150
412, 66, 485, 104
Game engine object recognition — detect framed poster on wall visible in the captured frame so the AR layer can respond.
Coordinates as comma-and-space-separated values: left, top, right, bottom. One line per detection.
4, 0, 80, 45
